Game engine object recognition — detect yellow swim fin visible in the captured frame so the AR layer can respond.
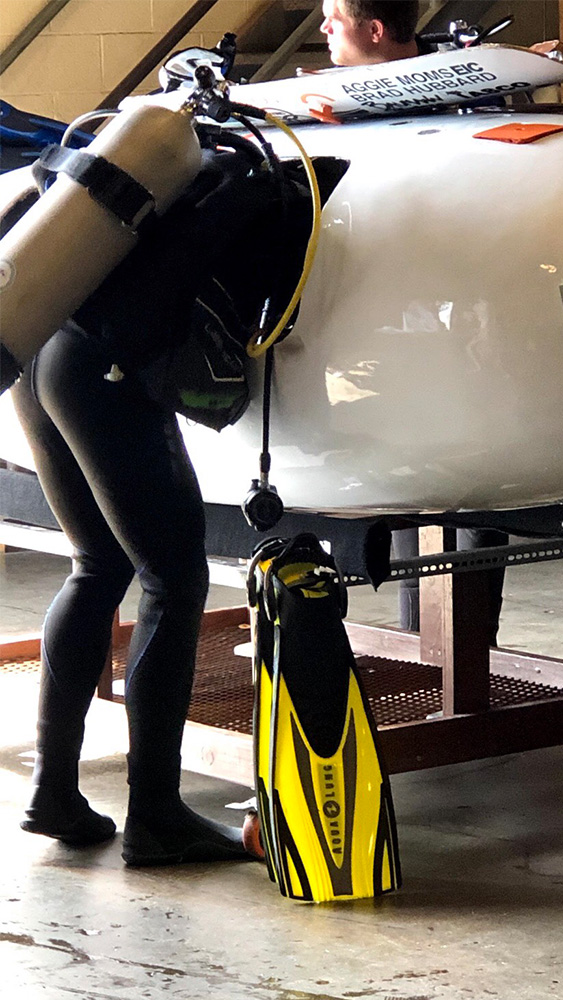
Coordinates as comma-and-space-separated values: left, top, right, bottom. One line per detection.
247, 533, 401, 903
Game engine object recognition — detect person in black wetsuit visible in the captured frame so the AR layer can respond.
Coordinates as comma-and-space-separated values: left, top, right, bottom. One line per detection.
13, 328, 242, 865
321, 0, 508, 644
9, 147, 285, 867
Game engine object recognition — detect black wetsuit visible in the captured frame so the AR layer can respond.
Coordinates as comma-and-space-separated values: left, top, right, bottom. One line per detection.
11, 143, 293, 861
12, 324, 209, 810
14, 323, 252, 862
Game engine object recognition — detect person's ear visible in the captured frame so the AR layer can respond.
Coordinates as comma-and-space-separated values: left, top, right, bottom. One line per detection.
370, 18, 385, 44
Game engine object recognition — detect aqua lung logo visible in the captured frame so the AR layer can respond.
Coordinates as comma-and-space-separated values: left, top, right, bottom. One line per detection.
323, 800, 340, 818
290, 715, 355, 895
322, 765, 343, 854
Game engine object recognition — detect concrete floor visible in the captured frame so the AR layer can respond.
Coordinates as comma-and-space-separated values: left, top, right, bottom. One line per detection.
1, 550, 563, 1000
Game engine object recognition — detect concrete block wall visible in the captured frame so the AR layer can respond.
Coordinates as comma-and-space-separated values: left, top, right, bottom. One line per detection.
0, 0, 268, 123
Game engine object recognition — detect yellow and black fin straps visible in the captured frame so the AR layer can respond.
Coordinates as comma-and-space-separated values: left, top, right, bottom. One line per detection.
246, 536, 285, 610
261, 536, 347, 622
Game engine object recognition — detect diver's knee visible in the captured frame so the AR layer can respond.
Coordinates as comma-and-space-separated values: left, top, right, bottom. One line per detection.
138, 553, 209, 607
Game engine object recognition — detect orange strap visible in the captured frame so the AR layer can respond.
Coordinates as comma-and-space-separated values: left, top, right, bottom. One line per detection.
300, 92, 342, 125
308, 103, 343, 125
474, 122, 563, 144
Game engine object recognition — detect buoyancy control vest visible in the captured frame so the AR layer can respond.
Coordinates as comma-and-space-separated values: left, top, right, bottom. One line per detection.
71, 137, 313, 430
1, 129, 313, 428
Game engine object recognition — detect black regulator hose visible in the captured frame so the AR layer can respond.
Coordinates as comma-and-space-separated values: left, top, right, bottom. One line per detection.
228, 115, 287, 531
190, 73, 292, 531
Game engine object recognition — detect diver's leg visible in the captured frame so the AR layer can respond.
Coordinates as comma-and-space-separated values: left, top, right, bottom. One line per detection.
393, 527, 420, 631
456, 528, 508, 646
96, 391, 248, 864
12, 352, 134, 843
111, 407, 248, 864
17, 326, 248, 863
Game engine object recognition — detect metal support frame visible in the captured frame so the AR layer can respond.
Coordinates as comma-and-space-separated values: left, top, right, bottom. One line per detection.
250, 7, 325, 83
389, 535, 563, 582
93, 0, 219, 112
181, 535, 563, 591
416, 2, 449, 33
0, 0, 73, 75
3, 550, 563, 781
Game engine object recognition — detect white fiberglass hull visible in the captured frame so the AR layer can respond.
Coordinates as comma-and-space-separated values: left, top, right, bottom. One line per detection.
183, 108, 563, 516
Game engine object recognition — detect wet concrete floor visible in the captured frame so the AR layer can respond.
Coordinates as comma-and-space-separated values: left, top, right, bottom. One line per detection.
1, 552, 563, 999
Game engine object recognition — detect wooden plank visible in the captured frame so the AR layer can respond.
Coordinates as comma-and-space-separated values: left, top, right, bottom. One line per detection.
181, 721, 253, 786
200, 605, 249, 632
97, 611, 122, 702
177, 694, 563, 783
173, 694, 563, 784
491, 646, 563, 689
380, 697, 563, 773
345, 621, 421, 662
0, 633, 41, 659
0, 522, 72, 557
419, 526, 491, 715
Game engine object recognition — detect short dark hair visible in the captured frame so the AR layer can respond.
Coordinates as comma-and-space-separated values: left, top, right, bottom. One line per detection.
344, 2, 420, 44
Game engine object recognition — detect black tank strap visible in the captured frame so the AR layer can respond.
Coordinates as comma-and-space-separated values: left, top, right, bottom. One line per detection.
32, 145, 156, 232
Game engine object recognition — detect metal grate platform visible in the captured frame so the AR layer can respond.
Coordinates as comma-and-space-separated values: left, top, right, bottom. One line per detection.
3, 620, 562, 732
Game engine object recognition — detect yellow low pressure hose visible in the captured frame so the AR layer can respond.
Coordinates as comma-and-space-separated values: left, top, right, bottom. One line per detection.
246, 112, 322, 358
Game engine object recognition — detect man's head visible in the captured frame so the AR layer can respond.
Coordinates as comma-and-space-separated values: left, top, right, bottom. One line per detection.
321, 0, 420, 66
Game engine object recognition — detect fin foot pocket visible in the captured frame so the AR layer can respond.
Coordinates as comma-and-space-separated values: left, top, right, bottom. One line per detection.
249, 532, 401, 902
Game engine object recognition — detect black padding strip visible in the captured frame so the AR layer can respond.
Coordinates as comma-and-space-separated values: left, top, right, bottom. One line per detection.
33, 144, 156, 230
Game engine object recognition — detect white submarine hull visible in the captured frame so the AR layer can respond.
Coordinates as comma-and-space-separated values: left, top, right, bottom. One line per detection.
182, 107, 563, 516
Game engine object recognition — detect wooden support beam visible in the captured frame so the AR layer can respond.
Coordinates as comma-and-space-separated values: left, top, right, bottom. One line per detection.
418, 526, 491, 716
97, 611, 122, 702
381, 697, 563, 774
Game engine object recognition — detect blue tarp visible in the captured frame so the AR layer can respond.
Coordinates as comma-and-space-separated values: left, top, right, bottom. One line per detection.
0, 100, 92, 172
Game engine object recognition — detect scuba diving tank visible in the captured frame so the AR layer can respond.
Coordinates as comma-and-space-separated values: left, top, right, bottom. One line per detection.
0, 98, 201, 369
